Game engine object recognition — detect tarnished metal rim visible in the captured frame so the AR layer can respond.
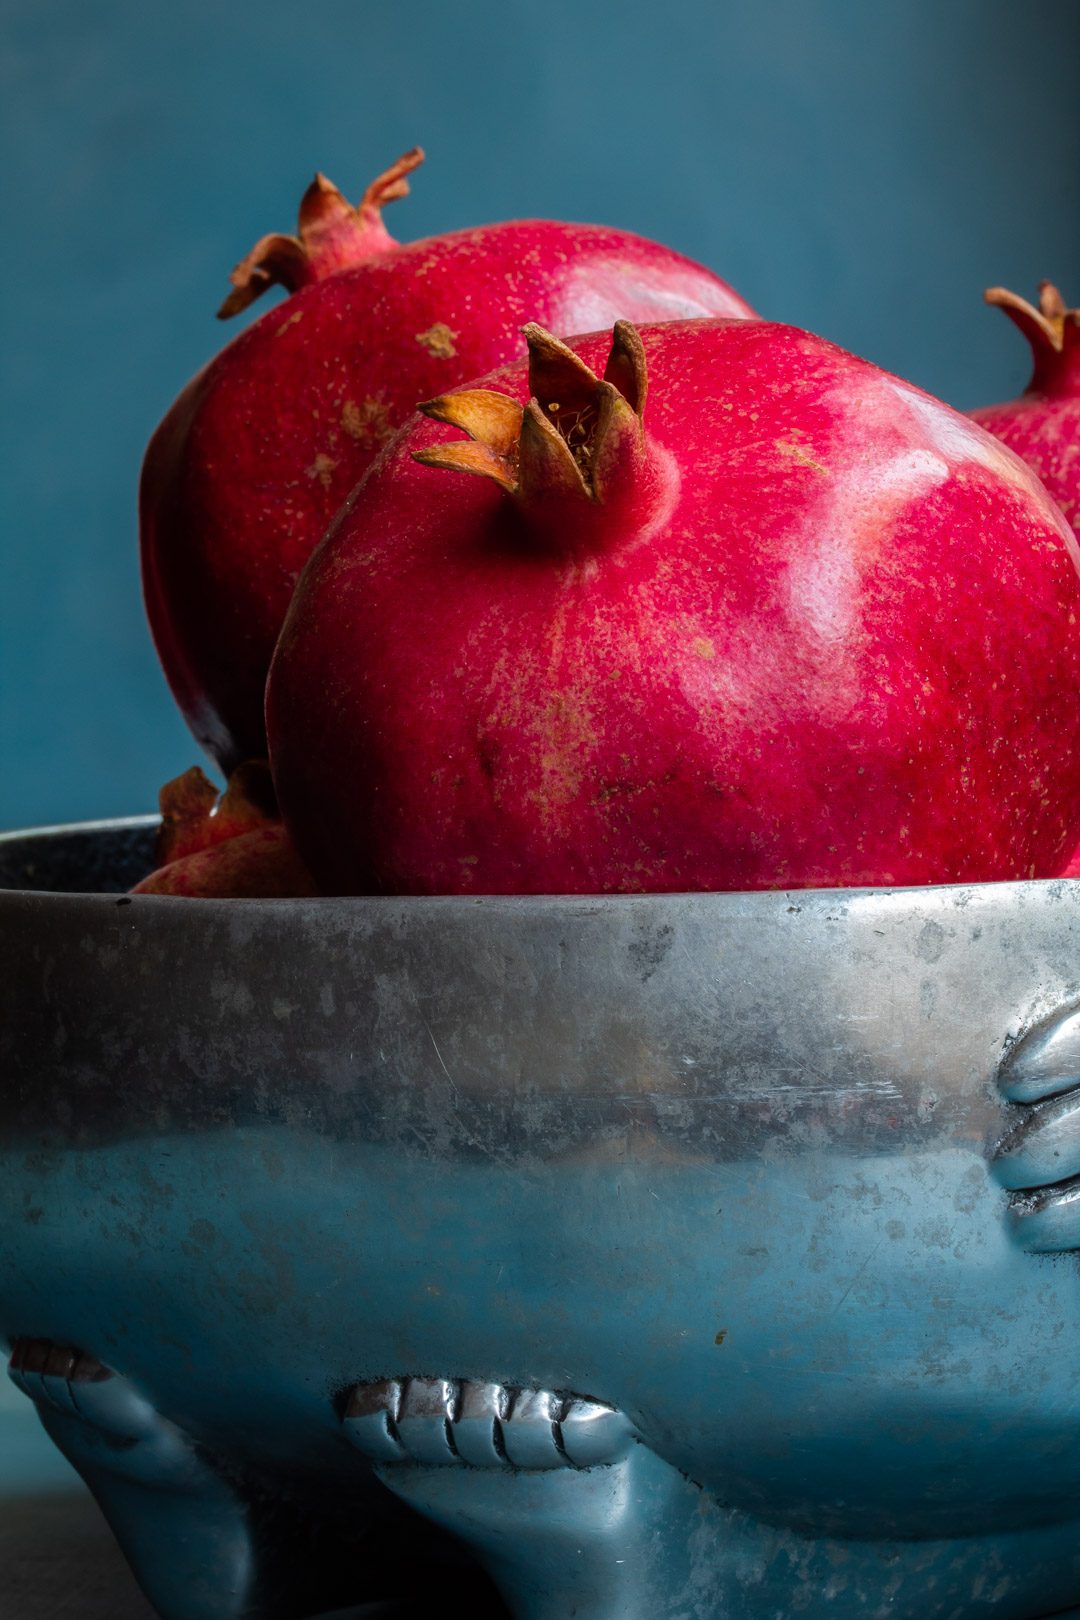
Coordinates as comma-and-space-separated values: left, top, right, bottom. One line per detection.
1, 815, 1077, 907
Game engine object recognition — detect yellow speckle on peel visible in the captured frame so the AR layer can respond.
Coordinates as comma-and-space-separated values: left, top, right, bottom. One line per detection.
691, 636, 715, 660
305, 453, 338, 490
415, 322, 458, 359
776, 440, 829, 476
340, 403, 395, 453
275, 309, 304, 337
341, 397, 394, 446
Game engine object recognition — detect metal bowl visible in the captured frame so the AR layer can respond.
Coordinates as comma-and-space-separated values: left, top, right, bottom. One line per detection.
4, 820, 1080, 1620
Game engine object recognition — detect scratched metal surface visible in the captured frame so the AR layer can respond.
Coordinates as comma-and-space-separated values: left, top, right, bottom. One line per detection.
7, 823, 1080, 1616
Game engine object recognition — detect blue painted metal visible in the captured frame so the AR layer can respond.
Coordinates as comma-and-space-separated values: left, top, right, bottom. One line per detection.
6, 822, 1080, 1616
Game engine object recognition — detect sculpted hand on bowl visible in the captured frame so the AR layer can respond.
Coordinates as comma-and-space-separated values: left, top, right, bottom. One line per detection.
994, 1003, 1080, 1252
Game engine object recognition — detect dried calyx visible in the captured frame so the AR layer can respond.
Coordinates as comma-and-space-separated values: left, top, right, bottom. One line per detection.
985, 281, 1080, 391
414, 321, 662, 541
218, 147, 424, 319
156, 760, 277, 865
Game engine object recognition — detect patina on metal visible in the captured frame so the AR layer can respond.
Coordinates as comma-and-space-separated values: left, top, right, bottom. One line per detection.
4, 820, 1080, 1619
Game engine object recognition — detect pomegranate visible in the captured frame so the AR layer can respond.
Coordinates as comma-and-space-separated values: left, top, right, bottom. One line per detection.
141, 149, 755, 773
971, 281, 1080, 532
151, 761, 278, 862
267, 318, 1080, 896
131, 763, 316, 897
131, 825, 316, 898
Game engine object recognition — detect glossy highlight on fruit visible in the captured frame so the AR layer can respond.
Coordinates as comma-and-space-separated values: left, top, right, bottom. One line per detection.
1061, 844, 1080, 879
267, 317, 1080, 897
971, 281, 1080, 532
140, 149, 756, 773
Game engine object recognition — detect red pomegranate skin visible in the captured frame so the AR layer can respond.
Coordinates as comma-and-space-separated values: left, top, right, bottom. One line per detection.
130, 824, 317, 898
130, 760, 316, 897
267, 317, 1080, 896
150, 761, 276, 862
141, 160, 755, 773
971, 282, 1080, 533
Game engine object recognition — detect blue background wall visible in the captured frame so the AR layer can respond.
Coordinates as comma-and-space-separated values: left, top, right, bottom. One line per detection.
2, 0, 1079, 830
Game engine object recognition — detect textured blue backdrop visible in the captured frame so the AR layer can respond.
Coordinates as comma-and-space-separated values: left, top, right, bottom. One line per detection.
2, 0, 1079, 830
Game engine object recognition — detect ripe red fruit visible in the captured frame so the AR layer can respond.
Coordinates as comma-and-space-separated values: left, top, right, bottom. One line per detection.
151, 761, 277, 859
970, 281, 1080, 532
140, 150, 755, 772
131, 763, 316, 897
267, 317, 1080, 896
131, 825, 316, 898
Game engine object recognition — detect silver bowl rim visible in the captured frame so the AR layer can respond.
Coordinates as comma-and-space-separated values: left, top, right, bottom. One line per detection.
0, 814, 1077, 911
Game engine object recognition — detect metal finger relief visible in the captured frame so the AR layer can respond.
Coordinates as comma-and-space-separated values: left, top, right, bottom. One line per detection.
8, 821, 1080, 1618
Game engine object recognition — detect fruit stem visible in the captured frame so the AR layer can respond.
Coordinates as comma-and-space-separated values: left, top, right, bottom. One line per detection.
155, 760, 277, 864
414, 321, 671, 551
218, 147, 424, 319
985, 281, 1080, 396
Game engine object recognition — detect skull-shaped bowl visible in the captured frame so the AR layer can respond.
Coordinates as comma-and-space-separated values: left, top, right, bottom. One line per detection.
3, 818, 1080, 1620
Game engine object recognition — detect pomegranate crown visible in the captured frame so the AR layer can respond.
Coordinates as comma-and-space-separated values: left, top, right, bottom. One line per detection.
984, 280, 1080, 366
414, 321, 650, 511
155, 760, 276, 865
218, 147, 424, 319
